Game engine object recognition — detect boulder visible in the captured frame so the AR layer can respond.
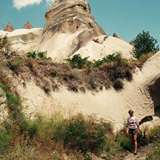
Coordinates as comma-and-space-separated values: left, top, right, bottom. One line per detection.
3, 22, 14, 32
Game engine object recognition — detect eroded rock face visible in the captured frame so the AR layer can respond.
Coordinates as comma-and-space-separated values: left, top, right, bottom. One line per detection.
3, 22, 14, 32
37, 0, 134, 62
23, 22, 34, 29
113, 33, 126, 42
0, 28, 43, 54
44, 0, 105, 35
37, 0, 107, 62
13, 52, 159, 131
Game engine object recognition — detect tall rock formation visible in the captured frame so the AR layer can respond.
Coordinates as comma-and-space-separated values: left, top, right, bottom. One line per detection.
37, 0, 134, 62
37, 0, 107, 62
23, 22, 34, 29
3, 22, 14, 32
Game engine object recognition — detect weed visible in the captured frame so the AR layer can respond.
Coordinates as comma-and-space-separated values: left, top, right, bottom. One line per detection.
64, 114, 106, 153
0, 131, 12, 155
113, 79, 124, 90
146, 142, 160, 160
27, 51, 52, 60
65, 54, 90, 69
125, 71, 133, 81
79, 86, 86, 93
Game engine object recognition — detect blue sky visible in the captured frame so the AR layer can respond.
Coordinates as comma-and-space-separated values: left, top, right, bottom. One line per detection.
0, 0, 160, 44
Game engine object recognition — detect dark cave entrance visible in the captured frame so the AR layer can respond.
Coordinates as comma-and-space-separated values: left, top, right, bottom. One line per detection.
149, 77, 160, 117
140, 77, 160, 125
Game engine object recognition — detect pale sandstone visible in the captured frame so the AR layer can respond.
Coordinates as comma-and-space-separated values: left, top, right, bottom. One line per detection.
37, 0, 134, 62
15, 52, 160, 131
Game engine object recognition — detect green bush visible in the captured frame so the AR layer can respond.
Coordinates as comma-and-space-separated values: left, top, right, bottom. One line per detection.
27, 120, 40, 139
0, 36, 9, 49
27, 51, 52, 60
65, 54, 90, 69
119, 136, 132, 151
132, 30, 159, 59
0, 131, 12, 154
64, 115, 106, 153
92, 53, 124, 68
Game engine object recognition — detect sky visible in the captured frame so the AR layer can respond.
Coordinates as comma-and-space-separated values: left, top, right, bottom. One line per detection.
0, 0, 160, 44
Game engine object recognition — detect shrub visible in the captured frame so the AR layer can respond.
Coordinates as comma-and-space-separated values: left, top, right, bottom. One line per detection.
27, 51, 52, 60
27, 120, 39, 139
125, 71, 133, 81
64, 115, 106, 153
132, 30, 159, 59
0, 131, 12, 154
65, 54, 90, 69
11, 57, 24, 67
113, 79, 123, 90
92, 53, 124, 68
0, 36, 9, 49
119, 136, 132, 151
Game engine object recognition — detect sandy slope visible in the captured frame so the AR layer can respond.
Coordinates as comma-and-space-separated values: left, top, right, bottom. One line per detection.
14, 52, 160, 132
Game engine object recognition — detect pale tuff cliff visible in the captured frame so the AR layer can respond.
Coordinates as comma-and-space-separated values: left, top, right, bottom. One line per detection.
9, 51, 159, 130
37, 0, 133, 62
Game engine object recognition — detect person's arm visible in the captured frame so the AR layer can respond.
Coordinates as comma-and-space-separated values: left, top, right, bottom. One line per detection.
126, 118, 129, 135
126, 126, 129, 135
135, 117, 140, 134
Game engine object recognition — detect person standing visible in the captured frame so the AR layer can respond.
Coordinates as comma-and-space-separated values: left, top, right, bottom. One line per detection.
126, 109, 140, 155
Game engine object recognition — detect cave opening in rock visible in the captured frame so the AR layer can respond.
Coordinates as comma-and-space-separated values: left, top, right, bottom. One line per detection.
149, 77, 160, 117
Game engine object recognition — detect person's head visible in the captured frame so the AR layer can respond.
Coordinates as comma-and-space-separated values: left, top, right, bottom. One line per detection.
128, 109, 134, 117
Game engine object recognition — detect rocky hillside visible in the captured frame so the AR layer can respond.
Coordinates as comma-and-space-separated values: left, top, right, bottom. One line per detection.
0, 0, 159, 131
1, 0, 134, 62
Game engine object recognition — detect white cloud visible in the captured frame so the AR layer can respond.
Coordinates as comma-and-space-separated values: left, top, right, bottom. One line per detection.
45, 0, 55, 8
46, 0, 54, 2
13, 0, 43, 10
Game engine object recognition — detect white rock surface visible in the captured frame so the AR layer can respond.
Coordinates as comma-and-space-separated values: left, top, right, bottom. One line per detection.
15, 52, 160, 131
73, 36, 133, 60
0, 28, 43, 54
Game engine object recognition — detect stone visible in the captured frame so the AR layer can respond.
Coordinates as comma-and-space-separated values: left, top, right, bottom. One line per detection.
3, 22, 14, 32
113, 33, 126, 42
23, 22, 34, 29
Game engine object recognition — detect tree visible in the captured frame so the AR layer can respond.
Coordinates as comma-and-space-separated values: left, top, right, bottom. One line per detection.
132, 30, 159, 59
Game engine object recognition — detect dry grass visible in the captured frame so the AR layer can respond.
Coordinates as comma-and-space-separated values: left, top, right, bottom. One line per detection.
0, 49, 155, 95
0, 54, 140, 94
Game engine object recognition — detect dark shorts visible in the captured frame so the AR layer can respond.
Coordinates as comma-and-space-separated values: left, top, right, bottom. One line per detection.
129, 128, 138, 135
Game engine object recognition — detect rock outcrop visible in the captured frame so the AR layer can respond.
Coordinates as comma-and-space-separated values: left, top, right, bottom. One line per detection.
0, 28, 43, 54
3, 22, 14, 32
37, 0, 134, 62
14, 51, 160, 131
113, 33, 126, 42
23, 22, 34, 29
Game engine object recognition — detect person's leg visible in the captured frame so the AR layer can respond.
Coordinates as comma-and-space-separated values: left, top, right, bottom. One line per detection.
130, 135, 134, 151
133, 135, 137, 154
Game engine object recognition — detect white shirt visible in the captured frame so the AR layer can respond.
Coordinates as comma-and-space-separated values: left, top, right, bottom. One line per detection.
126, 116, 139, 129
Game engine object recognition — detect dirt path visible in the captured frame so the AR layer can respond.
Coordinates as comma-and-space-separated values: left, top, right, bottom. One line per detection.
123, 144, 152, 160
